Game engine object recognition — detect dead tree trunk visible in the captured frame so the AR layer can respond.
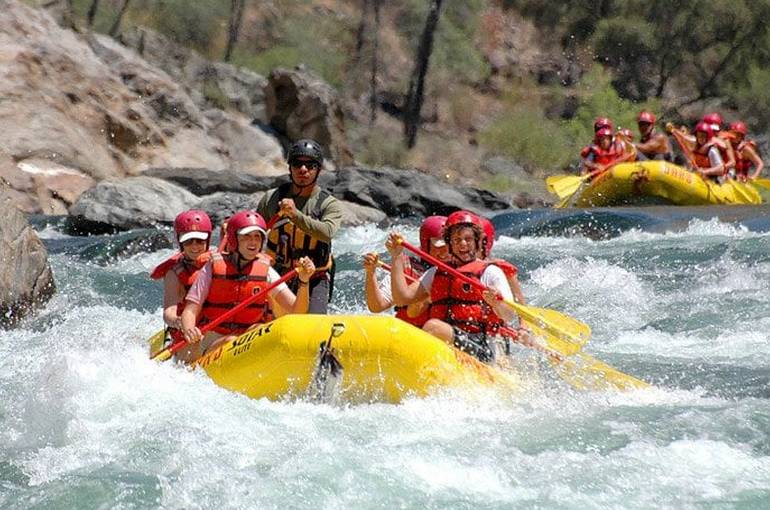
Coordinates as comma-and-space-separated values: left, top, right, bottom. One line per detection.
369, 0, 381, 124
86, 0, 100, 27
403, 0, 443, 148
108, 0, 132, 37
224, 0, 246, 63
354, 0, 371, 64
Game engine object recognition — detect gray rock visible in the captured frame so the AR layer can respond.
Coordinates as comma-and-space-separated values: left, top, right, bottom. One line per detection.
197, 191, 266, 225
338, 200, 387, 225
321, 166, 511, 217
0, 198, 55, 328
265, 66, 354, 167
143, 167, 285, 196
69, 176, 200, 231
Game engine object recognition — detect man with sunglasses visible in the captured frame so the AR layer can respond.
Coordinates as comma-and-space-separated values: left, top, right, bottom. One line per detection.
256, 139, 343, 313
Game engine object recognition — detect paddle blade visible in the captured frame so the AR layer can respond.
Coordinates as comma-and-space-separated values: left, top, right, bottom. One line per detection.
550, 352, 650, 392
506, 301, 590, 355
753, 178, 770, 190
546, 175, 586, 199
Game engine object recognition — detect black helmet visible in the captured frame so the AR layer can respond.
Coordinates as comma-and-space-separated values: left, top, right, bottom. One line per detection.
287, 139, 324, 165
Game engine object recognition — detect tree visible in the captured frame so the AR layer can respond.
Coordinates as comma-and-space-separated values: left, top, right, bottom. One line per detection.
369, 0, 381, 124
224, 0, 246, 63
86, 0, 100, 27
403, 0, 444, 148
108, 0, 132, 37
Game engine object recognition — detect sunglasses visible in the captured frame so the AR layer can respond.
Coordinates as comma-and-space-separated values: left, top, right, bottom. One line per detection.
289, 159, 321, 171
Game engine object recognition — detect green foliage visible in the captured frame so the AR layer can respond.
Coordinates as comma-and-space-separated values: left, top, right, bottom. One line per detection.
148, 0, 229, 54
732, 64, 770, 131
201, 82, 231, 111
232, 46, 304, 78
479, 101, 573, 172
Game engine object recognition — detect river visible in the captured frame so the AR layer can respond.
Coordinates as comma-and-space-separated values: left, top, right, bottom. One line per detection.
2, 207, 770, 509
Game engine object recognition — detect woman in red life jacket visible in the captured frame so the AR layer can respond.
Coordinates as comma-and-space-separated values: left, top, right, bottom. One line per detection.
691, 121, 732, 182
363, 215, 449, 328
729, 121, 764, 181
178, 210, 316, 361
634, 111, 673, 162
388, 211, 522, 363
581, 127, 620, 175
702, 112, 738, 174
150, 210, 213, 339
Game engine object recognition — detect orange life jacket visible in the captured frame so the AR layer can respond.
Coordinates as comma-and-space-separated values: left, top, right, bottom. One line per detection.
584, 144, 619, 166
693, 139, 729, 173
394, 256, 430, 328
199, 252, 273, 335
734, 140, 757, 177
428, 260, 506, 336
151, 252, 211, 339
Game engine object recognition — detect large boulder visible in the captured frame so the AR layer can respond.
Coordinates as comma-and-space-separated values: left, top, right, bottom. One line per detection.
68, 176, 200, 232
265, 66, 354, 167
320, 166, 512, 217
0, 198, 55, 328
143, 167, 284, 196
0, 1, 284, 213
120, 27, 269, 122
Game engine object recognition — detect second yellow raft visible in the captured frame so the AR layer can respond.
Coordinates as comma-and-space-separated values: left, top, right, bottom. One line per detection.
562, 161, 762, 208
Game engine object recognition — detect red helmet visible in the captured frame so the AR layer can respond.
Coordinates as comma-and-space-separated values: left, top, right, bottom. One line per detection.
694, 121, 714, 140
637, 111, 656, 124
619, 128, 634, 141
480, 217, 495, 257
419, 215, 447, 252
730, 121, 748, 135
595, 127, 613, 143
444, 210, 483, 250
594, 117, 613, 132
225, 210, 267, 252
703, 112, 723, 129
174, 209, 212, 246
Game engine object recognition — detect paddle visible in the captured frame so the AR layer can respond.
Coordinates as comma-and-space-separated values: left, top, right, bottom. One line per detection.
387, 247, 649, 391
754, 178, 770, 190
150, 268, 299, 361
397, 240, 590, 354
546, 174, 593, 200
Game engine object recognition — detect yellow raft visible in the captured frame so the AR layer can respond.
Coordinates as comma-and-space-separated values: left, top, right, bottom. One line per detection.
149, 314, 521, 403
562, 161, 762, 208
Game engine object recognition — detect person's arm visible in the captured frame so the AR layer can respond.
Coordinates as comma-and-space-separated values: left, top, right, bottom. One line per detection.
723, 141, 736, 171
291, 196, 343, 243
387, 233, 428, 306
269, 257, 315, 315
180, 302, 203, 343
697, 147, 725, 177
480, 266, 517, 322
508, 274, 526, 305
746, 145, 765, 179
363, 253, 392, 313
178, 261, 213, 342
162, 271, 184, 329
581, 152, 601, 175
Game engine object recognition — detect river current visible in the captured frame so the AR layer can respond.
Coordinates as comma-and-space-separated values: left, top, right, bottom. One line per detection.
2, 207, 770, 509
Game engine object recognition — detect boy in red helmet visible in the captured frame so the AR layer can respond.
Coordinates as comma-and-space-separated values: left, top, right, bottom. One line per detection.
691, 122, 732, 182
580, 128, 622, 175
633, 111, 673, 162
179, 210, 315, 361
388, 211, 525, 363
150, 209, 213, 341
363, 215, 449, 328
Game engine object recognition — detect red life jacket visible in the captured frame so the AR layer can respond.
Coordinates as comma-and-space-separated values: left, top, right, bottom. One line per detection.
151, 252, 211, 337
693, 139, 729, 173
394, 257, 430, 327
428, 260, 506, 336
734, 140, 757, 177
585, 144, 619, 166
199, 252, 272, 335
490, 259, 518, 280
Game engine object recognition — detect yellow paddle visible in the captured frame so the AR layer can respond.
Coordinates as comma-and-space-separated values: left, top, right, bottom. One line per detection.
396, 241, 649, 391
546, 174, 593, 200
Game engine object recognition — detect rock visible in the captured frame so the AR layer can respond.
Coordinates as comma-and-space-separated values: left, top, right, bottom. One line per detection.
321, 166, 512, 217
0, 198, 55, 328
74, 229, 174, 266
197, 192, 266, 225
143, 167, 285, 196
68, 176, 200, 232
0, 1, 283, 212
120, 27, 269, 122
265, 66, 354, 167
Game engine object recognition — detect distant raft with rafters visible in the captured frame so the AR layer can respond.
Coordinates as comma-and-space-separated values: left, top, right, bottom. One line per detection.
547, 161, 763, 208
